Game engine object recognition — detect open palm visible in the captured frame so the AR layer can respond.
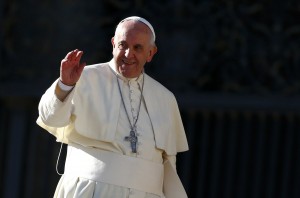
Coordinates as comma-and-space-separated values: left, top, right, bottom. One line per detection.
60, 49, 86, 86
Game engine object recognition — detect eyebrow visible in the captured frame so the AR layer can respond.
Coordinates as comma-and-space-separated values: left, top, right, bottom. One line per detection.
134, 44, 143, 49
118, 41, 144, 50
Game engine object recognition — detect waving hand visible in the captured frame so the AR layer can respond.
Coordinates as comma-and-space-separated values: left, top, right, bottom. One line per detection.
60, 49, 86, 86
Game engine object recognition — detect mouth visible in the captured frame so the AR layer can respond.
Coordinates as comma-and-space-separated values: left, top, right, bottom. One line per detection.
122, 59, 136, 66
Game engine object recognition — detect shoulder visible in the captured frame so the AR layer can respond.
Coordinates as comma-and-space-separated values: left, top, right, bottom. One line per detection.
76, 62, 113, 90
144, 74, 175, 99
80, 62, 111, 79
144, 73, 179, 108
83, 62, 110, 73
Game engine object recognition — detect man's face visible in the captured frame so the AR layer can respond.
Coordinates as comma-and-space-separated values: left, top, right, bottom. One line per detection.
111, 20, 157, 78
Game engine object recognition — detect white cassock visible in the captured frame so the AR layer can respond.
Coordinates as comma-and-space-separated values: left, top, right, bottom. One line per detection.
37, 60, 189, 198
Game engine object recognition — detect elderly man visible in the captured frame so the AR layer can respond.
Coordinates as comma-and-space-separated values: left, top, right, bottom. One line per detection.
37, 16, 188, 198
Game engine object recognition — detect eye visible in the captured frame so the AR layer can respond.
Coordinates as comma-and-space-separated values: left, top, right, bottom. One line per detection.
118, 42, 127, 50
134, 45, 143, 52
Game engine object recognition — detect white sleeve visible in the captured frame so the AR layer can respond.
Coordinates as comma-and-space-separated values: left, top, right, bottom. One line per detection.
38, 79, 75, 127
163, 153, 177, 171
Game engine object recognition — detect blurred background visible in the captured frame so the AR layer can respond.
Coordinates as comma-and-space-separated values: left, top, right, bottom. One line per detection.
1, 0, 300, 197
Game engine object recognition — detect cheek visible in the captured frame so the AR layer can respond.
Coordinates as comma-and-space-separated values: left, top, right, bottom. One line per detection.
113, 49, 122, 57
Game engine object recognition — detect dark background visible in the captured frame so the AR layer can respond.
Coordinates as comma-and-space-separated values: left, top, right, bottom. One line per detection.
1, 0, 300, 198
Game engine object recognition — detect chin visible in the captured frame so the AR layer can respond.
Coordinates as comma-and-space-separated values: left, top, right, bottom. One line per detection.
123, 71, 140, 78
122, 73, 135, 78
120, 68, 141, 78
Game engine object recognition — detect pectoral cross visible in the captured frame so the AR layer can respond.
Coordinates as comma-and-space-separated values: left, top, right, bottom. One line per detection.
124, 130, 138, 153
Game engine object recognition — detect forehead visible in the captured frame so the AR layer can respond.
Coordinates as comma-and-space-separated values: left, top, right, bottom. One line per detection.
115, 20, 151, 42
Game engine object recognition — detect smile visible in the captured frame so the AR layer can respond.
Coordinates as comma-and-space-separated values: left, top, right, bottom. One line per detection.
122, 59, 135, 65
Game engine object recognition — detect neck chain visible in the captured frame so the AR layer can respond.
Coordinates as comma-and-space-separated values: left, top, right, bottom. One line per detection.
116, 74, 144, 153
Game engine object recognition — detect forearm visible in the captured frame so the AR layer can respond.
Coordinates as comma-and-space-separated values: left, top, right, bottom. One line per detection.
163, 153, 177, 171
38, 79, 74, 127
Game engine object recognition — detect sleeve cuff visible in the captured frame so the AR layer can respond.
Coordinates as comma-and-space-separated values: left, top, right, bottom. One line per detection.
58, 80, 74, 91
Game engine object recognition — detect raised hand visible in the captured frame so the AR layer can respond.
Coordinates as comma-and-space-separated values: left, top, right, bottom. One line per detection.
60, 49, 86, 86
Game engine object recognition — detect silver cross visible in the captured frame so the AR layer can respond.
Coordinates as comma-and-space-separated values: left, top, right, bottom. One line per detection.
124, 130, 138, 153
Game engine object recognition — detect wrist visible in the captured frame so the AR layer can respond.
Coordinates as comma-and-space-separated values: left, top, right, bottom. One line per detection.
58, 79, 74, 91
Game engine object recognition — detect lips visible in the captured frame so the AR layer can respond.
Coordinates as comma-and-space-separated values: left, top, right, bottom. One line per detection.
122, 59, 135, 65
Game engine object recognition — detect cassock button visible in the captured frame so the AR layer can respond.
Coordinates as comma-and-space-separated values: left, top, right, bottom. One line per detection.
129, 189, 134, 196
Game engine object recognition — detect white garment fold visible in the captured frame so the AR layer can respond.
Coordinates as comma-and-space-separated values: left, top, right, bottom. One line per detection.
64, 143, 164, 196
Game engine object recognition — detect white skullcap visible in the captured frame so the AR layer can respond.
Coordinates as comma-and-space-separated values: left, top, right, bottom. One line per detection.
119, 16, 156, 42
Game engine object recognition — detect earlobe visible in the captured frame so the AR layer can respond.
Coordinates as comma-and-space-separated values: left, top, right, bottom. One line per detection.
147, 46, 158, 62
111, 37, 115, 48
147, 56, 154, 62
147, 52, 152, 62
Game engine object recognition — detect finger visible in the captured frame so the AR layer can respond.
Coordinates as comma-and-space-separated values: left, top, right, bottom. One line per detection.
69, 49, 79, 61
61, 59, 68, 65
74, 51, 83, 61
63, 51, 73, 60
64, 49, 78, 61
61, 59, 75, 69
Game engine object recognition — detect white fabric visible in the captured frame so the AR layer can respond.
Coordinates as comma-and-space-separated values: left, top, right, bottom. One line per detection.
64, 143, 164, 196
115, 75, 162, 161
55, 175, 161, 198
37, 61, 189, 197
163, 160, 188, 198
37, 60, 188, 155
58, 80, 74, 91
52, 70, 166, 198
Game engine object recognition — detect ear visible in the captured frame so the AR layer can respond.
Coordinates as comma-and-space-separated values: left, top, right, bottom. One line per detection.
146, 46, 158, 62
111, 37, 115, 48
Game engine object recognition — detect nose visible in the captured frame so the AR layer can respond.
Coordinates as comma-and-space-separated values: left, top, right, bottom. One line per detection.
125, 48, 134, 58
